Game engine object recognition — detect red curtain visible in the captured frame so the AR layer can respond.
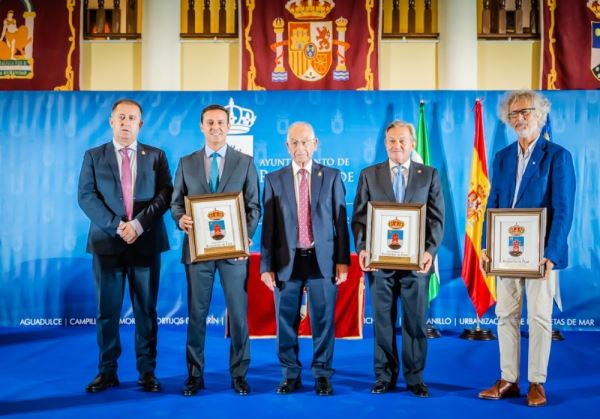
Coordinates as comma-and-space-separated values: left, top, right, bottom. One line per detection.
245, 253, 365, 339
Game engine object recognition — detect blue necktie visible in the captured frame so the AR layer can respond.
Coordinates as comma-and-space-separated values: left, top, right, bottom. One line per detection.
210, 152, 219, 193
393, 165, 405, 203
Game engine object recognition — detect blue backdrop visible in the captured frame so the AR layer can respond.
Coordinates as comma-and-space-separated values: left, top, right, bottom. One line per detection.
1, 90, 598, 331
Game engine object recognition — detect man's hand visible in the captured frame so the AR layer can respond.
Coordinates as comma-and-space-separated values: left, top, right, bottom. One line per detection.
235, 240, 253, 261
480, 249, 490, 273
358, 250, 378, 272
117, 222, 138, 244
178, 214, 193, 234
416, 251, 433, 274
335, 264, 349, 285
539, 257, 554, 280
261, 272, 276, 291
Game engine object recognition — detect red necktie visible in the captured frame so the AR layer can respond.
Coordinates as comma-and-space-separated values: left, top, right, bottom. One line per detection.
120, 148, 133, 221
298, 169, 314, 248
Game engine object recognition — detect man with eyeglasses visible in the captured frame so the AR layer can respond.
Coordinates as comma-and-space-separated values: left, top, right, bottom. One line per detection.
351, 120, 444, 398
260, 121, 350, 396
478, 90, 575, 407
171, 104, 261, 396
78, 98, 173, 393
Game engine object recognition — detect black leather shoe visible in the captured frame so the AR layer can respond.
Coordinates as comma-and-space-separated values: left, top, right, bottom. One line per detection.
315, 377, 333, 396
182, 376, 204, 396
371, 380, 393, 394
86, 372, 119, 393
137, 372, 161, 392
276, 378, 302, 394
407, 383, 429, 398
231, 377, 250, 395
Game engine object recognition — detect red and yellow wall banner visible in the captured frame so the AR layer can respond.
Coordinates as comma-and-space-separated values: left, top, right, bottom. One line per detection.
241, 0, 379, 90
0, 0, 79, 90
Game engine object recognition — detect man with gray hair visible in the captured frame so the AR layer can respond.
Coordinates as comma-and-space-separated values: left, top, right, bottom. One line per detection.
352, 120, 444, 397
479, 90, 575, 407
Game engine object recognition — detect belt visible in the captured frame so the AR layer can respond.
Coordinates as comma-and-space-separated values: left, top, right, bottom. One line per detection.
296, 248, 315, 257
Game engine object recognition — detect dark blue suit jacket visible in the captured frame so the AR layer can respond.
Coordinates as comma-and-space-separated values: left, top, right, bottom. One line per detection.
485, 139, 576, 269
260, 162, 351, 281
78, 141, 173, 256
351, 160, 445, 274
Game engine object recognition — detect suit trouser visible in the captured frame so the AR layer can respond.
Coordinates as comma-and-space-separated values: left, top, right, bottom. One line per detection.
93, 252, 160, 375
185, 259, 250, 379
496, 272, 555, 384
369, 271, 429, 386
275, 250, 338, 380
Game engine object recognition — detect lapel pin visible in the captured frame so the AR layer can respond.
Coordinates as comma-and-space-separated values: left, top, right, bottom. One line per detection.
318, 171, 322, 177
417, 169, 422, 174
532, 161, 536, 165
141, 150, 146, 155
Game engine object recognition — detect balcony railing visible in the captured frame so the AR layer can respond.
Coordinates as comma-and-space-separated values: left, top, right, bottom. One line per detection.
382, 0, 439, 40
478, 0, 540, 39
180, 0, 238, 39
83, 0, 141, 40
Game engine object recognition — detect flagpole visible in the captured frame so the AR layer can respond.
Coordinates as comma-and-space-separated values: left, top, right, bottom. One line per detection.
416, 99, 442, 340
460, 99, 497, 341
540, 117, 566, 342
460, 315, 496, 341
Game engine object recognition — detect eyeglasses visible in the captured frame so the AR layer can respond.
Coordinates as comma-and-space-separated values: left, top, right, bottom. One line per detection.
507, 108, 535, 120
287, 138, 315, 148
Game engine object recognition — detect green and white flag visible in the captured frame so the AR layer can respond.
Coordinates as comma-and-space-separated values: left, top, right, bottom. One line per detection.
412, 101, 440, 304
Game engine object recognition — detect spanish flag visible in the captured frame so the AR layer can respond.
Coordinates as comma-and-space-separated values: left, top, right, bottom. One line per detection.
461, 100, 495, 318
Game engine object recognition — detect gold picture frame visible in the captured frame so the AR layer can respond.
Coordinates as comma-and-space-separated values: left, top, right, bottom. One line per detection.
365, 202, 426, 270
485, 208, 547, 278
184, 192, 249, 263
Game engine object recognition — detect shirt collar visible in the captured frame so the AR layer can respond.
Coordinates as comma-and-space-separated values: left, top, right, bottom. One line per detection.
205, 143, 228, 158
292, 160, 313, 176
113, 140, 138, 152
518, 137, 539, 158
388, 158, 411, 172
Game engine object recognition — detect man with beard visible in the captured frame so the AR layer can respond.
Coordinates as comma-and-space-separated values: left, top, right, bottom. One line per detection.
479, 90, 576, 407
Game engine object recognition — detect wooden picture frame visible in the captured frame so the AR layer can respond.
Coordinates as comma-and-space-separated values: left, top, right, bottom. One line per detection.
365, 202, 426, 270
486, 208, 547, 278
184, 192, 249, 262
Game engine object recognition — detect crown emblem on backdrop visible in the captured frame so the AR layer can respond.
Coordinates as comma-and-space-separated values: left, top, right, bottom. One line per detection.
588, 0, 600, 19
208, 209, 225, 220
285, 0, 335, 20
225, 98, 257, 135
508, 225, 525, 235
387, 218, 405, 229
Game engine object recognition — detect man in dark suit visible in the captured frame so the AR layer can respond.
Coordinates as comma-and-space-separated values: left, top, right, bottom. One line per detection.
78, 98, 173, 393
478, 90, 575, 407
171, 104, 261, 396
352, 120, 444, 397
260, 121, 350, 396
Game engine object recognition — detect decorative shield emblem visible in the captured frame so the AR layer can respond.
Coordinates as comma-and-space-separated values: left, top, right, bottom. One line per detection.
387, 229, 404, 250
591, 22, 600, 81
508, 236, 524, 257
288, 21, 333, 81
508, 224, 525, 257
209, 220, 225, 241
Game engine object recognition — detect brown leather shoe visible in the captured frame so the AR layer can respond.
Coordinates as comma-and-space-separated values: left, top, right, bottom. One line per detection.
527, 383, 547, 407
478, 379, 520, 400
